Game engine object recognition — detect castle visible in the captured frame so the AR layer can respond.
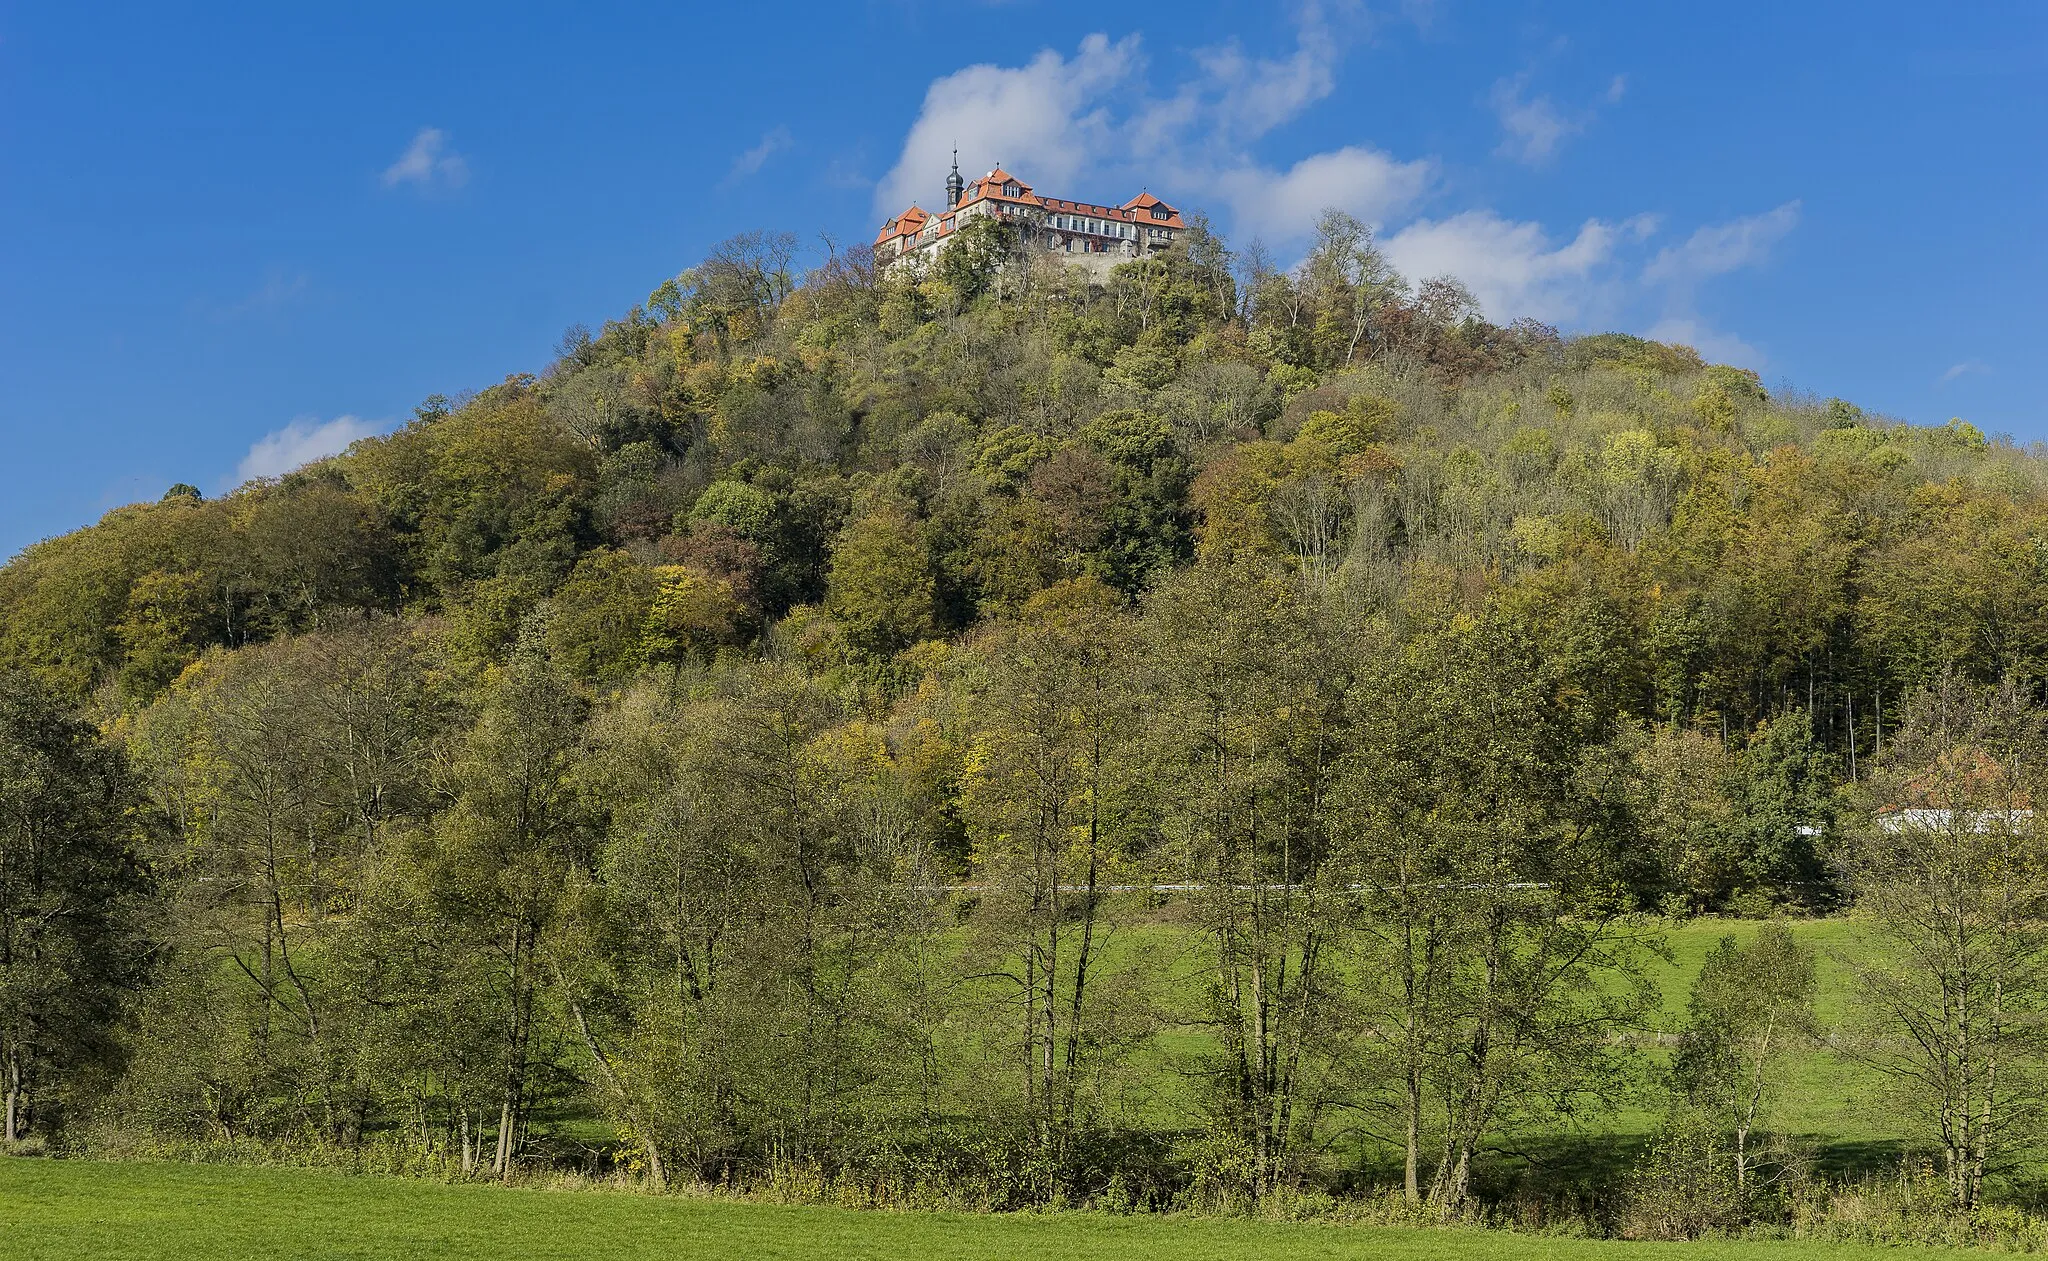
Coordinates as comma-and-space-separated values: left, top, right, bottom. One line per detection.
873, 157, 1186, 280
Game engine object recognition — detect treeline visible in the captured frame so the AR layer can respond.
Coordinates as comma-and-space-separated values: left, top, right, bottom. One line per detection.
5, 210, 2048, 1227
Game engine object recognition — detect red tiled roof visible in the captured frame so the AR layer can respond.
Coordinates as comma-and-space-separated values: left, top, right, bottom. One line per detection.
876, 167, 1188, 255
873, 204, 931, 247
962, 167, 1045, 210
1121, 191, 1187, 230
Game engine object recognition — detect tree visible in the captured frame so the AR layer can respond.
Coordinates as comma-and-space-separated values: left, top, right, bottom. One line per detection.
1672, 923, 1818, 1191
1728, 713, 1837, 904
826, 504, 937, 659
1297, 208, 1404, 367
544, 549, 656, 682
123, 619, 443, 1147
1843, 674, 2048, 1209
0, 672, 151, 1140
957, 579, 1147, 1180
433, 634, 591, 1178
1143, 560, 1349, 1195
935, 215, 1017, 305
1338, 613, 1660, 1209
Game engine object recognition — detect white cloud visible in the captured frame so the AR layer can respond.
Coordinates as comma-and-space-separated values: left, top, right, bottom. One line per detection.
1940, 359, 1991, 383
1627, 203, 1802, 364
1216, 147, 1433, 242
1192, 35, 1338, 145
725, 126, 793, 187
1491, 76, 1579, 167
875, 22, 1793, 363
237, 416, 381, 483
1646, 317, 1764, 370
1644, 201, 1801, 285
874, 34, 1140, 216
1384, 211, 1652, 326
381, 128, 469, 191
875, 10, 1382, 241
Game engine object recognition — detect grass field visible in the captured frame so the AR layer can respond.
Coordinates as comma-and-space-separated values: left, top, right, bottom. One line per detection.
1640, 918, 1890, 1148
0, 919, 1928, 1260
0, 1157, 1987, 1261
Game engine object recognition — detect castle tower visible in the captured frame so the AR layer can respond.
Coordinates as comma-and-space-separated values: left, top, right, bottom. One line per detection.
945, 150, 963, 208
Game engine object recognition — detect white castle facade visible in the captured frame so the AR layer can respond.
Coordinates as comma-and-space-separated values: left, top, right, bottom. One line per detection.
873, 158, 1187, 281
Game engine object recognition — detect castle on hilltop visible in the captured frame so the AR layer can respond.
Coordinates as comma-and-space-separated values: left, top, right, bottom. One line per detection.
873, 157, 1186, 280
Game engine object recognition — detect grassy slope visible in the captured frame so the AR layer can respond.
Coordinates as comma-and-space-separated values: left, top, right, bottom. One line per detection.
0, 1158, 1978, 1261
540, 916, 1896, 1191
1111, 916, 1895, 1183
1643, 919, 1891, 1153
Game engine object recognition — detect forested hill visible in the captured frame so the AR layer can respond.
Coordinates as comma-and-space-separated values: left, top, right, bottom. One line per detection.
12, 212, 2048, 1215
4, 214, 2043, 905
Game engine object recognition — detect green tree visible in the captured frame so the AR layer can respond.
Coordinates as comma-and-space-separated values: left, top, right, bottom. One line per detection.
826, 504, 937, 659
432, 635, 591, 1178
544, 550, 656, 682
958, 579, 1148, 1180
935, 215, 1017, 305
0, 672, 151, 1140
1672, 924, 1818, 1191
1143, 559, 1347, 1196
1843, 675, 2048, 1209
1339, 613, 1660, 1208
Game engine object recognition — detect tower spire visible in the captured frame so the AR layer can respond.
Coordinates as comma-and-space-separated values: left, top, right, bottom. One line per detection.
945, 148, 964, 208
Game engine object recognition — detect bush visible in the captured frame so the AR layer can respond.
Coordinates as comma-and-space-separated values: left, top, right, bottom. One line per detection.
1790, 1161, 2048, 1251
1618, 1111, 1748, 1239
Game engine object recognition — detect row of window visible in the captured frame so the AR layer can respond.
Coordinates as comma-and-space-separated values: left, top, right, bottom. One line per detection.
1048, 213, 1134, 238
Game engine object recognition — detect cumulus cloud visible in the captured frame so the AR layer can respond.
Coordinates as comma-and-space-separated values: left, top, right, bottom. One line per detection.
1216, 147, 1433, 242
1379, 203, 1792, 365
724, 126, 793, 187
874, 34, 1140, 216
237, 416, 381, 483
1646, 317, 1764, 370
875, 8, 1386, 240
1643, 201, 1801, 285
381, 128, 469, 191
1384, 211, 1652, 326
876, 19, 1794, 362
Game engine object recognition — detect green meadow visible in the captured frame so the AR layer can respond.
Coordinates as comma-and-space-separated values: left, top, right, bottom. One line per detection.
0, 1157, 1982, 1261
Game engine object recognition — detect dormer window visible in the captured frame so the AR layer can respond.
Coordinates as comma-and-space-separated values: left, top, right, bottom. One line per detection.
1004, 182, 1019, 197
1151, 206, 1170, 220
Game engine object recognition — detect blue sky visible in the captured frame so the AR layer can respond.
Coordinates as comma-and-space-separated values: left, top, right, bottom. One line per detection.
2, 0, 2043, 559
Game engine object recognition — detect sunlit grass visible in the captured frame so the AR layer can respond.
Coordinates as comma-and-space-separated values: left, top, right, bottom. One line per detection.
0, 1157, 1981, 1261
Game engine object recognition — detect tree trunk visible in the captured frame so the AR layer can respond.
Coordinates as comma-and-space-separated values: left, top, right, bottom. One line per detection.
569, 998, 668, 1189
493, 1097, 516, 1180
4, 1047, 20, 1143
1403, 1058, 1422, 1203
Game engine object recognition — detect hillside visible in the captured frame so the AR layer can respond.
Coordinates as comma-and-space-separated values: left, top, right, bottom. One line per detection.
4, 216, 2048, 1236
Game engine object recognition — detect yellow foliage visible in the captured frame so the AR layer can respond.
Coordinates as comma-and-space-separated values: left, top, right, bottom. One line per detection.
640, 566, 746, 664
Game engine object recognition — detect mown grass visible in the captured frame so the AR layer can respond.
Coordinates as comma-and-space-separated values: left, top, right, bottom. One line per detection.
0, 1157, 1987, 1261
